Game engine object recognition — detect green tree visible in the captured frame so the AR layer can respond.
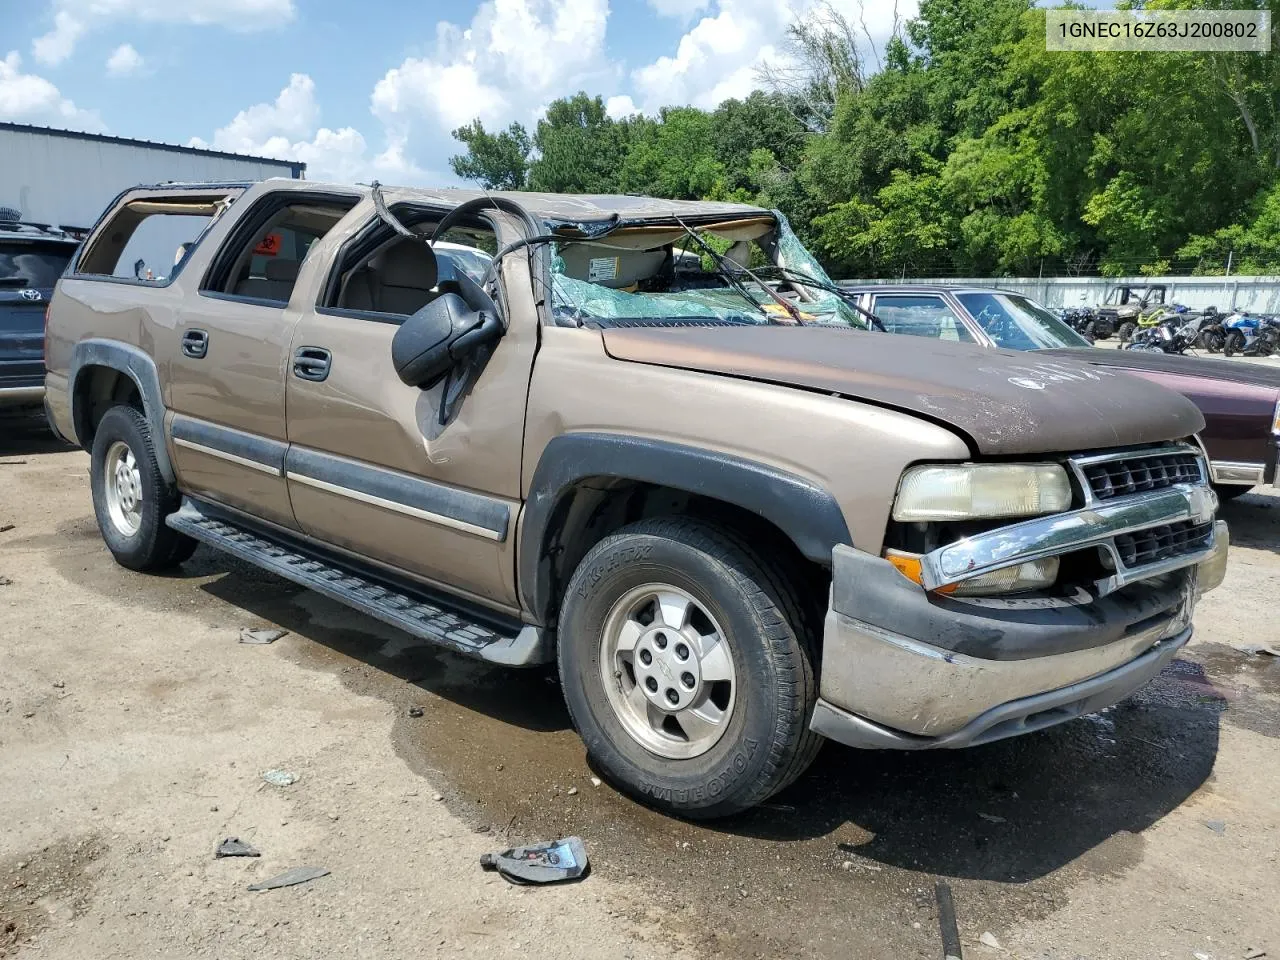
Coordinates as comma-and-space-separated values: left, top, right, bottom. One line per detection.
527, 93, 632, 193
448, 120, 531, 190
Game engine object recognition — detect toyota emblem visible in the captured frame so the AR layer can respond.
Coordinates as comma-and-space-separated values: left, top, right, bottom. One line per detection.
20, 289, 42, 302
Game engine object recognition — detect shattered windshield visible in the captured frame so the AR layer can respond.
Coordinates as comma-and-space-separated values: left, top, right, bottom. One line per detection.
549, 213, 868, 330
957, 292, 1092, 350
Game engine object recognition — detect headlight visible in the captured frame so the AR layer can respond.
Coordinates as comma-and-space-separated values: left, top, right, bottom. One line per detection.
886, 550, 1059, 596
892, 463, 1073, 522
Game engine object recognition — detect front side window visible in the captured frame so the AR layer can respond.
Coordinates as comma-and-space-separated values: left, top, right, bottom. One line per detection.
323, 215, 499, 323
956, 292, 1091, 350
871, 295, 974, 342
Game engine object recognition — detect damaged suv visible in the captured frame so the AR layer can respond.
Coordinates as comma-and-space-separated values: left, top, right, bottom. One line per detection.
45, 180, 1226, 818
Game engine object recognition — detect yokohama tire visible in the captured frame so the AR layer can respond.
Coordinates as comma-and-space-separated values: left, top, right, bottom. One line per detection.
557, 517, 822, 819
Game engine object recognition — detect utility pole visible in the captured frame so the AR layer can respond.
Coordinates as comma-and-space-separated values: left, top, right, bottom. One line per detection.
1225, 250, 1233, 277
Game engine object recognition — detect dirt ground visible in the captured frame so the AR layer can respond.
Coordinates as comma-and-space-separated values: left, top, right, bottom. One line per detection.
2, 420, 1279, 960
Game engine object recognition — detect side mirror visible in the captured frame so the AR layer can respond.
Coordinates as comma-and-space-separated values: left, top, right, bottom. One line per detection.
392, 292, 502, 389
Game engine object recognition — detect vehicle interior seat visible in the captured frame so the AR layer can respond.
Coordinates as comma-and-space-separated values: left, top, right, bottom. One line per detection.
340, 240, 439, 315
235, 258, 300, 302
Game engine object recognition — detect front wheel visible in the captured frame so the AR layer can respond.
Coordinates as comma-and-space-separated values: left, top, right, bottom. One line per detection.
1223, 330, 1246, 357
557, 518, 821, 819
1117, 321, 1137, 343
90, 405, 197, 571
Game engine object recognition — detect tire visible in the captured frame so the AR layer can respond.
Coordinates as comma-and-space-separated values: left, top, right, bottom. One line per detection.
1117, 321, 1137, 343
90, 405, 197, 571
1082, 320, 1096, 340
1223, 331, 1245, 357
1213, 484, 1252, 502
557, 517, 821, 819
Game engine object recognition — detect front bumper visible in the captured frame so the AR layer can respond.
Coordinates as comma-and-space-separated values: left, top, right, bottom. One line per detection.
811, 520, 1228, 750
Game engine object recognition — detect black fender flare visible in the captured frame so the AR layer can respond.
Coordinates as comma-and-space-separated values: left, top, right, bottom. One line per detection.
519, 433, 852, 623
68, 338, 174, 484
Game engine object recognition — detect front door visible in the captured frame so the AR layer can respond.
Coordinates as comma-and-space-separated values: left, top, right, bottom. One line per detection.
163, 189, 359, 528
283, 216, 537, 613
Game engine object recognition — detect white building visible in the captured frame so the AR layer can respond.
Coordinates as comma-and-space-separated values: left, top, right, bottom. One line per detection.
1, 121, 303, 234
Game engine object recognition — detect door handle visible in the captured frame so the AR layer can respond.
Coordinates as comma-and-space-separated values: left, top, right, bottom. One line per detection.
293, 346, 332, 382
181, 329, 209, 359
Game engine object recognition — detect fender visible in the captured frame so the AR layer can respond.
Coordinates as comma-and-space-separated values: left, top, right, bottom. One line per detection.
519, 432, 852, 622
68, 338, 175, 484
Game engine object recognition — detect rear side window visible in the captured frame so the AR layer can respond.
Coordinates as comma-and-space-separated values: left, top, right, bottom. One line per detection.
200, 194, 357, 306
77, 194, 233, 283
0, 240, 76, 289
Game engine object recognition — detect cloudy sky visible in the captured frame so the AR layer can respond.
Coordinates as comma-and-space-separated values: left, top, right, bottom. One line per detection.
1, 0, 913, 186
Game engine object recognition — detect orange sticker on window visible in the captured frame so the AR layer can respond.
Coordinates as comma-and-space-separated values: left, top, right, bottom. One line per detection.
254, 234, 282, 256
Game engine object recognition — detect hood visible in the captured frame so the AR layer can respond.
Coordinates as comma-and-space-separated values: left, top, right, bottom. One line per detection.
602, 326, 1205, 456
1046, 347, 1280, 392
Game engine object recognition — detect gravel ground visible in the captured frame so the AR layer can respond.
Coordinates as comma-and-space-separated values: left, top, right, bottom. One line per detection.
2, 421, 1278, 960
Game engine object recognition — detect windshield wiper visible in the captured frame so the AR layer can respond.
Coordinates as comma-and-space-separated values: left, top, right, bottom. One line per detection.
672, 216, 806, 325
748, 265, 887, 331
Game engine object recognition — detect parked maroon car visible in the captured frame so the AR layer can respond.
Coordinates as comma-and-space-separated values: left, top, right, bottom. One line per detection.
841, 285, 1280, 498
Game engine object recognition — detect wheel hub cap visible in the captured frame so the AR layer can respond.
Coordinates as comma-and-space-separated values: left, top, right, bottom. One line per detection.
599, 584, 736, 760
104, 440, 143, 538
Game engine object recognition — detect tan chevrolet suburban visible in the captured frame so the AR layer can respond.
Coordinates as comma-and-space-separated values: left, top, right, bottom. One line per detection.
44, 178, 1228, 818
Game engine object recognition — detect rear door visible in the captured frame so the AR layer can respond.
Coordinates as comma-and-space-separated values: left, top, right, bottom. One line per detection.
0, 233, 76, 402
159, 188, 360, 528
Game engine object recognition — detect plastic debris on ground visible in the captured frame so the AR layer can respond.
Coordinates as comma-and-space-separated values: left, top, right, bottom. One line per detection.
979, 931, 1002, 948
215, 838, 260, 859
1203, 819, 1227, 835
247, 866, 329, 891
934, 881, 963, 960
240, 628, 287, 645
479, 837, 589, 885
261, 769, 299, 787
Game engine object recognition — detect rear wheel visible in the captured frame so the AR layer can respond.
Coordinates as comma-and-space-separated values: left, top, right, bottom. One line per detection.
90, 405, 197, 571
1223, 330, 1246, 357
557, 517, 821, 819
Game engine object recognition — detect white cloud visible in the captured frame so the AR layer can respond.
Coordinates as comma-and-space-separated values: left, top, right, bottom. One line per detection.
105, 43, 143, 77
0, 50, 103, 130
33, 0, 295, 64
630, 0, 915, 113
647, 0, 712, 19
371, 0, 615, 138
190, 73, 431, 185
605, 94, 639, 119
32, 11, 85, 65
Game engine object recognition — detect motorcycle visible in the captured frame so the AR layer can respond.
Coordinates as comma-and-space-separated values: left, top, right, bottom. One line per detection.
1221, 312, 1278, 357
1058, 306, 1098, 342
1118, 303, 1190, 344
1124, 315, 1195, 354
1189, 307, 1225, 352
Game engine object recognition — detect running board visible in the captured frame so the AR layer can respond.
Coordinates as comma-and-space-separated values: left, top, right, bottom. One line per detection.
166, 501, 548, 666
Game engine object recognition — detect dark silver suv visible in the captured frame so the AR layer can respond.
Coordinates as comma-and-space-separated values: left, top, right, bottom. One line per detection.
0, 209, 80, 416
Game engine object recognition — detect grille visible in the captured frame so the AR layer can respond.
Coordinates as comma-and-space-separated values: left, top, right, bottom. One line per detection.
1081, 452, 1202, 501
1113, 520, 1213, 568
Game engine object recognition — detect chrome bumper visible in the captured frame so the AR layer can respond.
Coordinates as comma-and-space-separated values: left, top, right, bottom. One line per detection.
920, 484, 1218, 596
813, 520, 1228, 750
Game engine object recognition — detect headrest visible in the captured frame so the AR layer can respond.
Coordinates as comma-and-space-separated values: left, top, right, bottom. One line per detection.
265, 258, 300, 282
373, 241, 438, 290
